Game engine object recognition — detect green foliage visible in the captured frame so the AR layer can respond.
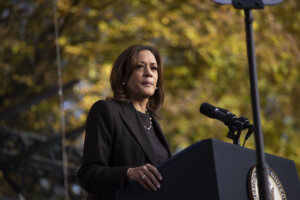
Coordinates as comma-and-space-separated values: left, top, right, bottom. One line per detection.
0, 0, 299, 199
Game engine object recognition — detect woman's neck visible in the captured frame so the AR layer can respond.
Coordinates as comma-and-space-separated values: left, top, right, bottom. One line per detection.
131, 99, 148, 113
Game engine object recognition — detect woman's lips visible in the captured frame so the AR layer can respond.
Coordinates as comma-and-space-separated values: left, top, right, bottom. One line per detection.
142, 81, 153, 86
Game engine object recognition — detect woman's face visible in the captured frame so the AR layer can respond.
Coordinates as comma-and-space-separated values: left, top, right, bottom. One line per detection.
127, 50, 158, 101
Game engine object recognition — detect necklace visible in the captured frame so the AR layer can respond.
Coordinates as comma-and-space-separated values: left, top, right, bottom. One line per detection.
144, 111, 152, 131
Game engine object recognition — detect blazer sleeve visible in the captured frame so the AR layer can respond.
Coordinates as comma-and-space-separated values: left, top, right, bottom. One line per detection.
77, 100, 128, 194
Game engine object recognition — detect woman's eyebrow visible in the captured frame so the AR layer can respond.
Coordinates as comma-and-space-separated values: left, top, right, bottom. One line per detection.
136, 61, 157, 65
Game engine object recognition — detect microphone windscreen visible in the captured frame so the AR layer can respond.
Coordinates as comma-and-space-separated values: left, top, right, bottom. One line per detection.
200, 103, 215, 118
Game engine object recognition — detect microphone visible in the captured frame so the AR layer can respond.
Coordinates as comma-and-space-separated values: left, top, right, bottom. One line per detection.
199, 102, 254, 146
199, 103, 237, 127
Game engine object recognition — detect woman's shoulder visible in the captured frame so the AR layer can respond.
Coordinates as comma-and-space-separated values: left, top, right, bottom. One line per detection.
90, 99, 124, 114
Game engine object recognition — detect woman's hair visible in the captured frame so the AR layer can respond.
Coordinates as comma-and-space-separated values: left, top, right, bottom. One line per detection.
110, 45, 164, 117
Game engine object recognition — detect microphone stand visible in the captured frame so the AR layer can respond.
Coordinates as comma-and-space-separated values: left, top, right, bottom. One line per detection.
244, 8, 270, 200
211, 0, 283, 200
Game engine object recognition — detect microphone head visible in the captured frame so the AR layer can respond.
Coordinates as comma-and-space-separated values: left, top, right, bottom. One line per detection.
200, 103, 216, 118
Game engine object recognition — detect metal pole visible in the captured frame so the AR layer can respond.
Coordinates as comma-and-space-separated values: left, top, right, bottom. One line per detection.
53, 0, 69, 200
244, 9, 270, 200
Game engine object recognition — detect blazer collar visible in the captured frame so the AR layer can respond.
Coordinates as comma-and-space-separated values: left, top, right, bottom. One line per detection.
119, 102, 156, 164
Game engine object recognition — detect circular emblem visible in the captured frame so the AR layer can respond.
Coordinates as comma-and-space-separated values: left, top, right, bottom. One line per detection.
248, 166, 287, 200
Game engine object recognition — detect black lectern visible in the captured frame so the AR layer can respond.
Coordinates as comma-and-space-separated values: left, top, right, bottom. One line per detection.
116, 139, 300, 200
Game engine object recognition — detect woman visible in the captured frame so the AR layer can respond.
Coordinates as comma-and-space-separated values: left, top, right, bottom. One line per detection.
78, 45, 171, 200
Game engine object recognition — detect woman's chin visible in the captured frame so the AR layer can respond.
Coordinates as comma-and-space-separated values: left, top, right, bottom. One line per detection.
138, 92, 155, 100
139, 89, 155, 97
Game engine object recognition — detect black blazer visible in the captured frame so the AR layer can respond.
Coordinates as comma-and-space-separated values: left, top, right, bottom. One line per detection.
78, 100, 171, 200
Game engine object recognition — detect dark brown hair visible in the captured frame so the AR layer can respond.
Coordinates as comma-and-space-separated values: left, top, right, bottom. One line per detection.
110, 45, 164, 117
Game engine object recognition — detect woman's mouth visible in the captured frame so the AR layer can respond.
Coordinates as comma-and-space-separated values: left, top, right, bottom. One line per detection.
142, 81, 153, 86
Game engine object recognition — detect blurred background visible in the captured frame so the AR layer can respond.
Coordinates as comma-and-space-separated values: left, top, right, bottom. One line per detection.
0, 0, 299, 199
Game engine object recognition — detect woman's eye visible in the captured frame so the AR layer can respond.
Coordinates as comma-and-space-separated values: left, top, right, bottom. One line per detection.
135, 64, 143, 68
151, 66, 158, 70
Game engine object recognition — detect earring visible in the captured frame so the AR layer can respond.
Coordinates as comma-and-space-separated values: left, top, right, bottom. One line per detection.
122, 82, 126, 86
156, 86, 158, 90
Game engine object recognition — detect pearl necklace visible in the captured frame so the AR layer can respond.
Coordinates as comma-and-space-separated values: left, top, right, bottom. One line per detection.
144, 112, 152, 131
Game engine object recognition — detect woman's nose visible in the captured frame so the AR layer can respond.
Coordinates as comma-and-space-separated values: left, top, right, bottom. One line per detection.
143, 65, 153, 77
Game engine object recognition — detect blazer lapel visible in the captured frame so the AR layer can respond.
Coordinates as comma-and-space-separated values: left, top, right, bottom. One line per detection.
119, 103, 156, 164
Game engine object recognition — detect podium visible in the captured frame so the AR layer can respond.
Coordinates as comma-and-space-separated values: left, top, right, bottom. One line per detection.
116, 139, 300, 200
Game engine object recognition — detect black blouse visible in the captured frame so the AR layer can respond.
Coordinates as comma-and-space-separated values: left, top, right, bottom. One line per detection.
136, 111, 169, 166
